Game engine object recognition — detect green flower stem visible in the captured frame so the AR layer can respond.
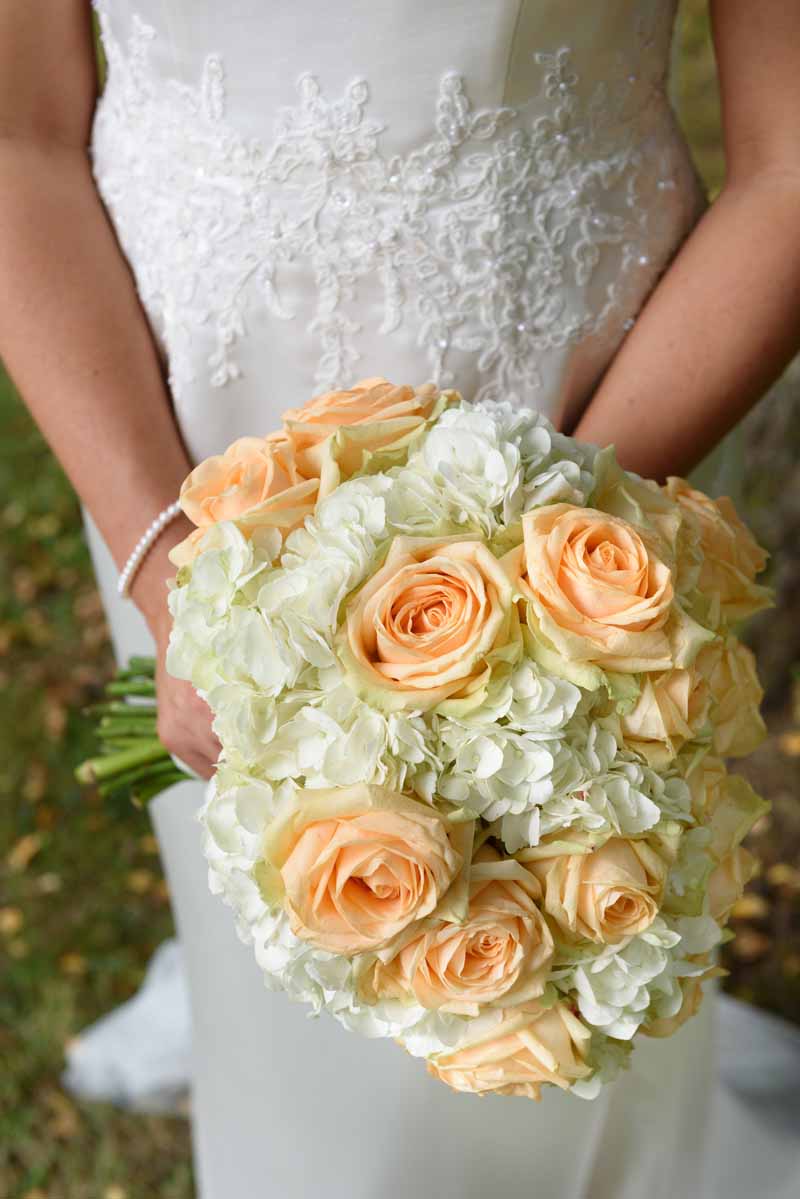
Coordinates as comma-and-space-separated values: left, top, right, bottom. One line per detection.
76, 738, 166, 784
106, 679, 157, 698
77, 657, 188, 805
98, 756, 185, 798
87, 702, 157, 719
98, 719, 158, 740
127, 656, 156, 676
97, 737, 149, 753
132, 771, 187, 805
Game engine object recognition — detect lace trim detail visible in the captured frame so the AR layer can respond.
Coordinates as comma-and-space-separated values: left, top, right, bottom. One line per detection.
91, 9, 694, 403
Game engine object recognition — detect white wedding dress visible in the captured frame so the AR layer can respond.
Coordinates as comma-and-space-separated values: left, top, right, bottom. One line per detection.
76, 2, 799, 1196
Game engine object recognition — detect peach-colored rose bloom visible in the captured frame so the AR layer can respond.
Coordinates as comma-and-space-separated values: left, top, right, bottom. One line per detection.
519, 504, 675, 674
427, 1002, 592, 1099
281, 377, 448, 494
620, 667, 710, 765
340, 535, 518, 713
707, 846, 757, 924
687, 757, 768, 862
643, 963, 721, 1038
171, 378, 448, 567
694, 637, 766, 757
522, 836, 667, 945
367, 849, 554, 1016
664, 478, 771, 626
170, 433, 318, 566
259, 784, 463, 956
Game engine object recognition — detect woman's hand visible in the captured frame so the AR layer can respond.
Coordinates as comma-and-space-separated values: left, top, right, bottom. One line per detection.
132, 522, 221, 781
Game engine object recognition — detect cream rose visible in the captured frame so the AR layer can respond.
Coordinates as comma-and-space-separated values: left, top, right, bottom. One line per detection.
687, 757, 768, 861
521, 836, 667, 945
707, 847, 757, 924
258, 784, 463, 956
619, 667, 710, 765
339, 536, 519, 713
519, 503, 676, 677
170, 433, 318, 566
281, 377, 450, 494
664, 478, 770, 626
366, 848, 554, 1016
426, 1002, 592, 1099
694, 637, 766, 757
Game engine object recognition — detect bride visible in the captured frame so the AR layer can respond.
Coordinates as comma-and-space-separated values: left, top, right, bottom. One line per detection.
2, 1, 799, 1195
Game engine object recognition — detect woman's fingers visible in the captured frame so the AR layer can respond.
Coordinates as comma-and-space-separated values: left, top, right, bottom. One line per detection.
155, 658, 221, 781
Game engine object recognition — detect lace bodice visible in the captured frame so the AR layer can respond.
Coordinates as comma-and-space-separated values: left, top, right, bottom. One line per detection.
90, 0, 704, 463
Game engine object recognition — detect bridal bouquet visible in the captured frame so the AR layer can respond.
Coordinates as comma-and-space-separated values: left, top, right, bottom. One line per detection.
159, 379, 771, 1100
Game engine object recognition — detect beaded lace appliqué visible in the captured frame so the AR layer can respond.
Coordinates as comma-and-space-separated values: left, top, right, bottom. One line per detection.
91, 9, 692, 403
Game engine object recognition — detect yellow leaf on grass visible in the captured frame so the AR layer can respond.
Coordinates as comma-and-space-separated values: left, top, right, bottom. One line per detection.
7, 832, 42, 871
777, 730, 800, 757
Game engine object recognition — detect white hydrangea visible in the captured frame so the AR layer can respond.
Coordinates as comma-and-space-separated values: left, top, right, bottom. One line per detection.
409, 405, 523, 534
571, 1032, 633, 1099
498, 718, 693, 851
455, 660, 583, 736
396, 401, 598, 537
245, 677, 439, 792
556, 915, 723, 1041
167, 522, 280, 692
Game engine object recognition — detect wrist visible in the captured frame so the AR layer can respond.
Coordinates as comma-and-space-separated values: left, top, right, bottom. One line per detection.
128, 513, 194, 642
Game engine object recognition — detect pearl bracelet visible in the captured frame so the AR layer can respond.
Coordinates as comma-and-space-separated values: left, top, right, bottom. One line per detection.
117, 500, 183, 598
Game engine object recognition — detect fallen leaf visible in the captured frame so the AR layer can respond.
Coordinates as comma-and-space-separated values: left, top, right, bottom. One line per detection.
22, 761, 48, 803
777, 730, 800, 757
126, 869, 155, 895
36, 872, 62, 895
44, 1087, 81, 1140
731, 929, 771, 962
766, 863, 800, 892
730, 893, 769, 921
59, 952, 87, 977
7, 832, 42, 871
783, 954, 800, 979
0, 906, 23, 936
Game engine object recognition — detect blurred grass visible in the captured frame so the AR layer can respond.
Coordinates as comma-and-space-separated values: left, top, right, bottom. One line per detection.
0, 373, 192, 1195
0, 3, 798, 1197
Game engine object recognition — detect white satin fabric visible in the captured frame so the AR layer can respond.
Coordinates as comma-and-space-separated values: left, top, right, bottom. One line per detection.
84, 2, 738, 1195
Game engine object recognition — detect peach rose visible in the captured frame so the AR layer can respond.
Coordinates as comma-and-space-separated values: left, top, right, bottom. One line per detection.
281, 377, 450, 495
521, 836, 667, 945
366, 849, 554, 1016
664, 478, 771, 626
619, 667, 710, 765
643, 962, 721, 1038
592, 450, 684, 568
687, 757, 768, 861
519, 503, 677, 677
426, 1002, 592, 1099
258, 784, 463, 956
707, 847, 757, 924
339, 535, 519, 713
694, 637, 766, 757
170, 433, 318, 566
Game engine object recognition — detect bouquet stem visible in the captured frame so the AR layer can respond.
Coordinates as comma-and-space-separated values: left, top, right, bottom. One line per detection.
76, 657, 193, 803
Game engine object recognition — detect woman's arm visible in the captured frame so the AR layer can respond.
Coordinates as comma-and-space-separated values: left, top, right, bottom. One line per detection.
573, 0, 800, 480
0, 2, 218, 776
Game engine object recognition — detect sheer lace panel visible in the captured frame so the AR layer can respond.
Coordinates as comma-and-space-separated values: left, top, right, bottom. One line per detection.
91, 8, 698, 404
